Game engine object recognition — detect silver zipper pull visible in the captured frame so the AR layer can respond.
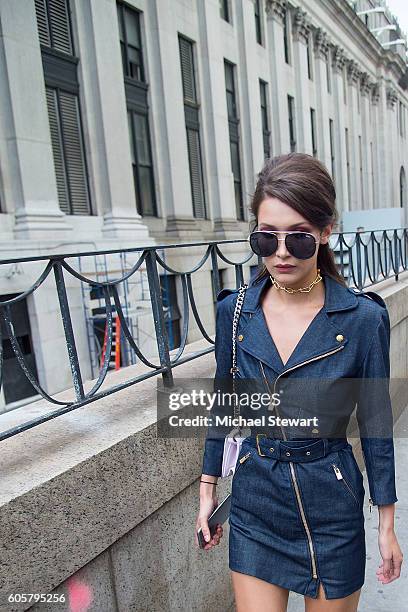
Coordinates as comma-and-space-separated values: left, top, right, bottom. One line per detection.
369, 497, 373, 513
332, 464, 343, 480
239, 451, 251, 464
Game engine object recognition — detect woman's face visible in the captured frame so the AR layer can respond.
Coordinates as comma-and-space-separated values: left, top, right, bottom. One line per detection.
256, 197, 333, 283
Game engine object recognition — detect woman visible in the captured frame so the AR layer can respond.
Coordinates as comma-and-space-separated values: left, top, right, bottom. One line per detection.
195, 154, 403, 611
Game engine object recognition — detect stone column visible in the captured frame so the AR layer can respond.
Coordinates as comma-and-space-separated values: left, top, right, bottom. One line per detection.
386, 83, 399, 207
197, 0, 241, 237
331, 45, 348, 211
0, 0, 69, 238
72, 0, 152, 241
346, 59, 362, 210
375, 77, 391, 207
265, 0, 288, 153
313, 28, 331, 168
370, 82, 381, 209
291, 7, 312, 152
360, 72, 374, 210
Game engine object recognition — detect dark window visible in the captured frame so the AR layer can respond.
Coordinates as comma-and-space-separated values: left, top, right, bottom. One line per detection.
306, 35, 313, 80
260, 80, 271, 159
310, 108, 317, 157
127, 110, 157, 217
287, 95, 296, 152
160, 275, 181, 350
254, 0, 263, 45
345, 127, 351, 206
34, 0, 74, 55
219, 0, 230, 22
179, 35, 207, 218
326, 52, 331, 93
329, 118, 335, 180
35, 0, 92, 215
0, 294, 39, 405
283, 9, 290, 64
117, 3, 145, 82
225, 61, 244, 220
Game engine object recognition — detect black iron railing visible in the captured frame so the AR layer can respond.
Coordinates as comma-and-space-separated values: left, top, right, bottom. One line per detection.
0, 228, 407, 441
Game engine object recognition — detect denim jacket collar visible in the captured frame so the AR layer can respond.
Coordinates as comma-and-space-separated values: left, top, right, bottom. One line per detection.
238, 272, 359, 374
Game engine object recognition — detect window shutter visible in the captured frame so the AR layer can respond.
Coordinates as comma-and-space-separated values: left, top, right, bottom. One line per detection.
34, 0, 73, 55
46, 87, 70, 213
46, 87, 90, 215
186, 128, 206, 218
179, 38, 196, 103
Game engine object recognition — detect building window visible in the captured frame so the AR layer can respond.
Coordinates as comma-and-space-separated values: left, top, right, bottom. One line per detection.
329, 119, 335, 180
34, 0, 74, 55
359, 135, 363, 206
160, 275, 181, 351
127, 110, 157, 217
225, 60, 244, 220
219, 0, 230, 22
343, 66, 347, 105
35, 0, 92, 215
310, 108, 317, 157
0, 294, 39, 405
117, 3, 158, 217
287, 95, 296, 152
254, 0, 263, 46
260, 80, 271, 159
283, 9, 290, 65
179, 35, 207, 219
117, 3, 145, 82
326, 51, 331, 94
345, 128, 351, 206
306, 34, 313, 80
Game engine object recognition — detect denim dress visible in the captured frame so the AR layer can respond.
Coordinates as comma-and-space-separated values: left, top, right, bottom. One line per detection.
201, 271, 398, 600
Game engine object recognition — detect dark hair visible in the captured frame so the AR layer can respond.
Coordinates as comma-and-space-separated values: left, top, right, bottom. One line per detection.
249, 153, 346, 286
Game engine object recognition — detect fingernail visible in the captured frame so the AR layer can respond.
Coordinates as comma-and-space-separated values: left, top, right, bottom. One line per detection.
205, 534, 210, 541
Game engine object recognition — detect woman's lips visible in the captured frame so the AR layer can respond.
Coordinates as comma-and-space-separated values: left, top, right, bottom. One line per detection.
275, 265, 296, 272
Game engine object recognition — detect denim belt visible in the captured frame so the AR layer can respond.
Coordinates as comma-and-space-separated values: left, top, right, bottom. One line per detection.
246, 434, 349, 463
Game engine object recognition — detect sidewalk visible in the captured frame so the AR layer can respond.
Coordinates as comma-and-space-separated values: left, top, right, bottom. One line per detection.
288, 406, 408, 611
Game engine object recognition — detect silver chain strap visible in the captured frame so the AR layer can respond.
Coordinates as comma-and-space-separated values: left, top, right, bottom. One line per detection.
229, 283, 248, 437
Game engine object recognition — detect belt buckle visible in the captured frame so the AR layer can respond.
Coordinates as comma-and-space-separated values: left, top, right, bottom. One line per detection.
256, 433, 267, 456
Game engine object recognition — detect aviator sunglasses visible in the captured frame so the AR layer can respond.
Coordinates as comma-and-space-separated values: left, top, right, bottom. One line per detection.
248, 228, 322, 260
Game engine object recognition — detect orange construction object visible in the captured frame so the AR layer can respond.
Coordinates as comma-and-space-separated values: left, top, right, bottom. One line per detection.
100, 315, 121, 370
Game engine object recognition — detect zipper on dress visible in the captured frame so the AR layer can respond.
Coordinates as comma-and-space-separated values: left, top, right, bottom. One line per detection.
259, 344, 345, 582
239, 451, 252, 464
331, 463, 359, 507
369, 497, 373, 513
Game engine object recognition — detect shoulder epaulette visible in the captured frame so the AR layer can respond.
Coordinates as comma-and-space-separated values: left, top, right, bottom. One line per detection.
216, 287, 239, 302
351, 287, 386, 308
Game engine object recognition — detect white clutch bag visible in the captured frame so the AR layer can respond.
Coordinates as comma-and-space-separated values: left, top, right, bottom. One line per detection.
220, 283, 250, 478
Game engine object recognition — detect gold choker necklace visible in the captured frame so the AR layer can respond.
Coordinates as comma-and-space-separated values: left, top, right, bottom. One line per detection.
270, 269, 322, 294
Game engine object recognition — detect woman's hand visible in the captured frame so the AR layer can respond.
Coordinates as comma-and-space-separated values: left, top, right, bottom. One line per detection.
377, 527, 403, 584
195, 484, 224, 550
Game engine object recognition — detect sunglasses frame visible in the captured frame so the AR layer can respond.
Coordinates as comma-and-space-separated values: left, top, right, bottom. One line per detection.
247, 229, 323, 259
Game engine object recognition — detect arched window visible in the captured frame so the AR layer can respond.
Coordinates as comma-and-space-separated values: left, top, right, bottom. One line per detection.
400, 166, 407, 208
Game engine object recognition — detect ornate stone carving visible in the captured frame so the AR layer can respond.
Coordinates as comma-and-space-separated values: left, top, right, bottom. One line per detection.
386, 85, 398, 108
371, 82, 381, 105
347, 59, 361, 85
265, 0, 286, 23
313, 27, 330, 60
291, 7, 311, 44
360, 72, 374, 96
331, 45, 347, 73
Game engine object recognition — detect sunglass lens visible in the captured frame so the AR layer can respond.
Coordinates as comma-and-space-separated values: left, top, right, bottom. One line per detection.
286, 233, 316, 259
249, 232, 277, 257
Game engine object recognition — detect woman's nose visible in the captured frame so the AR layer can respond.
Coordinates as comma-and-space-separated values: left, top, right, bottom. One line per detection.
275, 236, 290, 257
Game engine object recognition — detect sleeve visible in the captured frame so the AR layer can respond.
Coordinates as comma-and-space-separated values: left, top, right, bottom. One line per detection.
201, 295, 235, 477
356, 305, 398, 506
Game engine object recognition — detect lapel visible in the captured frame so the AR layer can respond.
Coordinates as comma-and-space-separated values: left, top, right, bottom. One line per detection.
238, 272, 359, 375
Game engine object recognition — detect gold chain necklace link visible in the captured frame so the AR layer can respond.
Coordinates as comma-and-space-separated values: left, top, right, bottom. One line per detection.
270, 269, 322, 294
